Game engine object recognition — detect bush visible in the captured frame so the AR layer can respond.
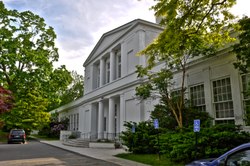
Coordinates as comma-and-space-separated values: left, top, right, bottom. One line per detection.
68, 134, 77, 139
160, 124, 250, 163
120, 121, 159, 154
38, 114, 69, 138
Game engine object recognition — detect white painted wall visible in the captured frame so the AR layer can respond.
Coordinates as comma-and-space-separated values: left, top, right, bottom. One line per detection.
54, 19, 248, 139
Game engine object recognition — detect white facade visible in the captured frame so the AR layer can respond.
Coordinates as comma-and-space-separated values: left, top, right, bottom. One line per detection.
53, 19, 250, 140
54, 19, 163, 140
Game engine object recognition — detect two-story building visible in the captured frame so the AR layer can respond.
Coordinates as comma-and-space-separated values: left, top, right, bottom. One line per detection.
55, 19, 163, 140
53, 19, 250, 140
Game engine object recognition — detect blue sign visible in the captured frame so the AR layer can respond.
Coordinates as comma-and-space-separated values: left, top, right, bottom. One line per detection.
194, 119, 200, 132
132, 125, 135, 133
154, 119, 159, 129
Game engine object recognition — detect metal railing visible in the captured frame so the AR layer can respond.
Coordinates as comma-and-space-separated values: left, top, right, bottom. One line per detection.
80, 132, 122, 142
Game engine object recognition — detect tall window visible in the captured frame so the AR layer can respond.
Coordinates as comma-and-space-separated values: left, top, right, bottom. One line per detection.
96, 64, 100, 88
105, 58, 110, 84
116, 51, 121, 79
104, 117, 107, 131
76, 113, 79, 130
242, 74, 250, 124
212, 77, 234, 124
74, 114, 76, 130
190, 84, 206, 112
70, 115, 73, 130
114, 104, 117, 136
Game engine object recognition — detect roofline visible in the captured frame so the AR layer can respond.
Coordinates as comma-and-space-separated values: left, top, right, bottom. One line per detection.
83, 19, 163, 66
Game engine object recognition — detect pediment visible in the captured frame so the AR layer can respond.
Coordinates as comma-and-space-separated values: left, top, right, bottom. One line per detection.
84, 19, 162, 66
84, 20, 137, 66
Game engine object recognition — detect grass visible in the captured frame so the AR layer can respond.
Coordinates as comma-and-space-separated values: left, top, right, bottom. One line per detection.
30, 134, 59, 141
0, 130, 59, 143
0, 130, 8, 143
115, 153, 185, 166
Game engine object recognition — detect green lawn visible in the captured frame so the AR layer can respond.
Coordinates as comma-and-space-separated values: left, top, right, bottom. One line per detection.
0, 130, 8, 143
0, 130, 59, 143
115, 153, 185, 166
30, 134, 59, 141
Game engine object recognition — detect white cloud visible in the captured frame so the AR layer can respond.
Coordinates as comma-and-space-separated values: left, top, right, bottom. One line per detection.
3, 0, 250, 76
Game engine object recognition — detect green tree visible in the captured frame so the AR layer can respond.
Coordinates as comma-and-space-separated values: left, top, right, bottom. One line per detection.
232, 16, 250, 124
0, 2, 72, 130
233, 16, 250, 73
59, 71, 84, 106
137, 0, 236, 129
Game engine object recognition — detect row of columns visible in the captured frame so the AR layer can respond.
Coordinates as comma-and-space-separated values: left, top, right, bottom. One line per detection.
99, 50, 116, 86
97, 95, 124, 139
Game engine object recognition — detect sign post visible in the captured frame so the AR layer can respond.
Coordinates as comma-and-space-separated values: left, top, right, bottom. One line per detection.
154, 119, 160, 160
131, 124, 135, 151
194, 119, 200, 159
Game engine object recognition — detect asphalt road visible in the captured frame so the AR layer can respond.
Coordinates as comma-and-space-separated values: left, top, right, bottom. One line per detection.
0, 139, 119, 166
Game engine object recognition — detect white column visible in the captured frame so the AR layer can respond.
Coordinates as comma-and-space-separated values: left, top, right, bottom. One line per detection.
119, 94, 125, 132
100, 58, 105, 86
121, 41, 126, 77
110, 51, 115, 81
138, 30, 147, 67
98, 101, 104, 139
108, 97, 115, 139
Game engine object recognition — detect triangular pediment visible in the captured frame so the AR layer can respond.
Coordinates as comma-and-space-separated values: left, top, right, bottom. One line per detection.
94, 25, 130, 56
84, 21, 136, 66
83, 19, 162, 66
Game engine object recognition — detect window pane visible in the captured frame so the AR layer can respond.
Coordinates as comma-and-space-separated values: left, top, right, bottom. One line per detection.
213, 77, 234, 122
190, 84, 206, 112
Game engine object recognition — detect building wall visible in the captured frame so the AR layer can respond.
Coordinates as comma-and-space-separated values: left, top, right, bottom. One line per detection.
54, 20, 248, 140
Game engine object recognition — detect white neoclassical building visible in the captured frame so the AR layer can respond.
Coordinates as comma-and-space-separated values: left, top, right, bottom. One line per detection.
55, 19, 163, 140
53, 19, 250, 140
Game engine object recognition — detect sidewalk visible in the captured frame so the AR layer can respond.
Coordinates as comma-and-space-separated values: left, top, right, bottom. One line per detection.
41, 140, 149, 166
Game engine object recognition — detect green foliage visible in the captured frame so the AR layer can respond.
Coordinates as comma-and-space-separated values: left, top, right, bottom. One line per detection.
58, 71, 84, 107
115, 153, 184, 166
160, 124, 250, 163
39, 112, 69, 138
68, 134, 77, 139
233, 16, 250, 73
150, 104, 177, 130
0, 2, 73, 130
136, 0, 237, 129
151, 103, 212, 130
120, 121, 159, 154
1, 89, 51, 133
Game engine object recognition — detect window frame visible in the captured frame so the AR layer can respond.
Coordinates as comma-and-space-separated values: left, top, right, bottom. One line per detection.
189, 83, 206, 112
105, 58, 110, 84
212, 77, 234, 123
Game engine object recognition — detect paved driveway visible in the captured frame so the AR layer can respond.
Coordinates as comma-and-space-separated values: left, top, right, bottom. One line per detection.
0, 140, 119, 166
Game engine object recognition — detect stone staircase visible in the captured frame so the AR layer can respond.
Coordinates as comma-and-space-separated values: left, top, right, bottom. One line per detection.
62, 138, 89, 148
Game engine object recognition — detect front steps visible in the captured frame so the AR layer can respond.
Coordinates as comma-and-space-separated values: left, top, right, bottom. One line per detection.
62, 138, 89, 148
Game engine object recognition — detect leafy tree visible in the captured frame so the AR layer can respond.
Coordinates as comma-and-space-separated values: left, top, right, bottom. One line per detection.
59, 71, 84, 107
136, 0, 236, 129
0, 86, 13, 114
0, 2, 72, 130
233, 16, 250, 73
232, 16, 250, 124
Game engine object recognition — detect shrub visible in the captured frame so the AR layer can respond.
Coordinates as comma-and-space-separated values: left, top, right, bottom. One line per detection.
160, 124, 250, 163
38, 114, 69, 138
120, 121, 159, 154
68, 134, 77, 139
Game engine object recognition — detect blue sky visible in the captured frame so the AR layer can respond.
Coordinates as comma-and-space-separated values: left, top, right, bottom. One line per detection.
2, 0, 250, 75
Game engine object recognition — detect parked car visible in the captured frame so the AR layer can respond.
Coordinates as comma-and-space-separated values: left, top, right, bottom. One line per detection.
8, 129, 26, 144
186, 143, 250, 166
